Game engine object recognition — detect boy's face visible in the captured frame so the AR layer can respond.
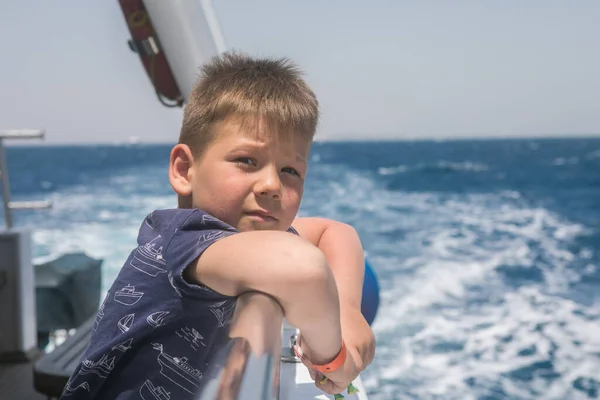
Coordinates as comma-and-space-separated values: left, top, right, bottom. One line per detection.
181, 117, 310, 232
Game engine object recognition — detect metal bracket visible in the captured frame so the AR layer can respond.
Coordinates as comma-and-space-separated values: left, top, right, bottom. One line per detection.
280, 333, 301, 363
128, 37, 161, 57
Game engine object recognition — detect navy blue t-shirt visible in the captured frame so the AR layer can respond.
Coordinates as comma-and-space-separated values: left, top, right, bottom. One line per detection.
60, 208, 297, 399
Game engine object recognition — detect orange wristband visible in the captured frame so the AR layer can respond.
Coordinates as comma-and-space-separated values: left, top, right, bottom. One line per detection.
293, 335, 347, 374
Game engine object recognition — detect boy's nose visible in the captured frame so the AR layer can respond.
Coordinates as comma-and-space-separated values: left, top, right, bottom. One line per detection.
254, 167, 282, 199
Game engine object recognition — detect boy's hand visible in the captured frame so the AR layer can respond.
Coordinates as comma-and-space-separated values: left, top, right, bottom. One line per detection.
300, 341, 358, 395
302, 310, 375, 395
316, 353, 358, 395
341, 309, 376, 372
305, 310, 375, 394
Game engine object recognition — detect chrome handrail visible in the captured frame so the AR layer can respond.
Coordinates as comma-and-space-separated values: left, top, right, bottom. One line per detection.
197, 292, 284, 400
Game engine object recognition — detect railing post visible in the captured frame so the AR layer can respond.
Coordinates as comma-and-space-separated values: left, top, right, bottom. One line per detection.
0, 128, 50, 361
0, 129, 52, 229
0, 137, 13, 228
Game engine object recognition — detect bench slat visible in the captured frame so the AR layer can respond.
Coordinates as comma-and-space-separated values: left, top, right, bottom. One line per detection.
33, 317, 94, 397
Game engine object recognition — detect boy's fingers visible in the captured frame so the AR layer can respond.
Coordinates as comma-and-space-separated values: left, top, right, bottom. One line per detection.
358, 342, 375, 369
348, 347, 364, 373
318, 374, 328, 385
367, 340, 376, 364
314, 377, 345, 395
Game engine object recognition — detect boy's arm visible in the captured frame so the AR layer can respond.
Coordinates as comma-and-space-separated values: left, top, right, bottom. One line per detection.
292, 217, 376, 371
185, 230, 344, 367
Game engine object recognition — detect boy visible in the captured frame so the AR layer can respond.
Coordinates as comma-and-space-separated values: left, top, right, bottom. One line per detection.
61, 52, 374, 399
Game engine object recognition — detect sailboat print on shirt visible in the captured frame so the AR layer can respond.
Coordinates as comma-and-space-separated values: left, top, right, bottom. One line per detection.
65, 316, 134, 396
200, 214, 221, 225
112, 338, 133, 352
144, 212, 156, 230
79, 353, 115, 379
209, 300, 236, 327
130, 235, 167, 277
61, 377, 91, 397
118, 314, 135, 333
94, 292, 108, 331
147, 311, 170, 329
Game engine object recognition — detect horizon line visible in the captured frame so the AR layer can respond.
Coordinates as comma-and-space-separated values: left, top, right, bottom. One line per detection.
4, 132, 600, 147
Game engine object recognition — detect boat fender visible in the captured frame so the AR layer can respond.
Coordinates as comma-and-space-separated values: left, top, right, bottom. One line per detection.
361, 259, 380, 326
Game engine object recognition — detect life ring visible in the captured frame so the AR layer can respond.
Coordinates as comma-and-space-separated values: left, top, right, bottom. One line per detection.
118, 0, 184, 107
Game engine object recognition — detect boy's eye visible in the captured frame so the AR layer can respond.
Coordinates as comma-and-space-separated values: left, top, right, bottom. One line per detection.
282, 167, 300, 176
235, 157, 256, 166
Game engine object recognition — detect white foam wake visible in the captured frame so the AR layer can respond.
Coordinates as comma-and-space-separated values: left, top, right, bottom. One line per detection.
302, 165, 598, 399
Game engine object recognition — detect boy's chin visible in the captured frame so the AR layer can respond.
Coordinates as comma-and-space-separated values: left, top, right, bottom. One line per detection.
237, 218, 285, 232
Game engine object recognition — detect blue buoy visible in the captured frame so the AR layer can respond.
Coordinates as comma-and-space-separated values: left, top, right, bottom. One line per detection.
361, 259, 380, 326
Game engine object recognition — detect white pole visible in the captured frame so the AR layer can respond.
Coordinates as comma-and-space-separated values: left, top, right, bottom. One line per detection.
142, 0, 226, 101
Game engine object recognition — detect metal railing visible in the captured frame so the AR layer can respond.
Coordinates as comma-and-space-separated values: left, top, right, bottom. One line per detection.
197, 292, 289, 400
0, 129, 52, 229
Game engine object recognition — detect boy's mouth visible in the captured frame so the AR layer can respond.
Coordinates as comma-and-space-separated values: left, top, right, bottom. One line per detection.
244, 210, 278, 222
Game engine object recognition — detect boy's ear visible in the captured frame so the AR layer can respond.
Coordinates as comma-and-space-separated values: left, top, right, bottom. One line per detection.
169, 144, 194, 196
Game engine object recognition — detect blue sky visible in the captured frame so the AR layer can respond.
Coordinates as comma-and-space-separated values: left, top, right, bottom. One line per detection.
1, 1, 599, 144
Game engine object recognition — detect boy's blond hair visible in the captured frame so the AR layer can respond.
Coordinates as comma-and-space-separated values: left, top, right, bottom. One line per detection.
179, 51, 319, 157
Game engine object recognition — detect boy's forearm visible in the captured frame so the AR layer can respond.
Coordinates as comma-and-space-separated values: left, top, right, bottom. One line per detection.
188, 231, 343, 363
280, 254, 343, 365
314, 221, 365, 315
311, 220, 376, 370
